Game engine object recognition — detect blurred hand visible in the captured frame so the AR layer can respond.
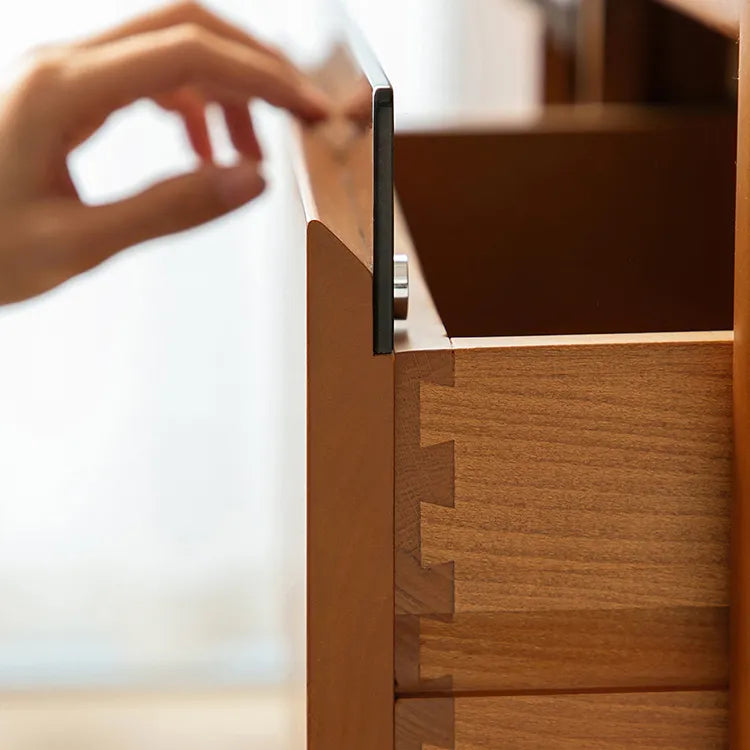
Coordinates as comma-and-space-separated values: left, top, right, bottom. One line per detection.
0, 1, 329, 305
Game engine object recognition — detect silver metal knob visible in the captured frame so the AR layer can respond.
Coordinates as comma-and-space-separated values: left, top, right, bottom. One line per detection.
394, 254, 409, 320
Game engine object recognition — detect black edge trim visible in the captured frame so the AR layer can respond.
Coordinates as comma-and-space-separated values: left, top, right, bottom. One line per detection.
346, 19, 395, 355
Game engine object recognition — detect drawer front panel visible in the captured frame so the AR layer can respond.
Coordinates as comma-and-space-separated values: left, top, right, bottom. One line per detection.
395, 692, 728, 749
395, 338, 732, 693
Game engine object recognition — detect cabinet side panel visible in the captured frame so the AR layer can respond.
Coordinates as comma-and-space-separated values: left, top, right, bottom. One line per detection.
307, 220, 394, 750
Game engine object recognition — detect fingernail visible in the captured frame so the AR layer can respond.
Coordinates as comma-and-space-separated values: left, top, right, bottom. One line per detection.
215, 162, 265, 207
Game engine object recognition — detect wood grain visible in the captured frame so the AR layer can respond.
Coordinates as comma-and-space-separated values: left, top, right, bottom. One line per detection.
396, 698, 455, 750
394, 202, 455, 616
394, 348, 454, 616
396, 692, 728, 749
394, 225, 455, 692
396, 337, 732, 693
732, 2, 750, 746
306, 217, 393, 749
293, 119, 374, 273
407, 607, 728, 693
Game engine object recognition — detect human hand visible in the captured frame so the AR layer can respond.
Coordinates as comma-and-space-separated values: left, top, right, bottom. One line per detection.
0, 1, 329, 305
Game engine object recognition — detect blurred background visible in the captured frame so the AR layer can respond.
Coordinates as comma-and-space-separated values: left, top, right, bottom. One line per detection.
0, 0, 542, 747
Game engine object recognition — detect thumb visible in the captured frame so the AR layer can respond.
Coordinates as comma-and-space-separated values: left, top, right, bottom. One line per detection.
74, 161, 265, 268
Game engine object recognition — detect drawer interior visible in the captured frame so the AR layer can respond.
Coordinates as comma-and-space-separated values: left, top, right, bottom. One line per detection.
395, 108, 737, 339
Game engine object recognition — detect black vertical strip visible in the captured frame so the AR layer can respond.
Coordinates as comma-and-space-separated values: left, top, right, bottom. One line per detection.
345, 14, 394, 354
373, 86, 394, 355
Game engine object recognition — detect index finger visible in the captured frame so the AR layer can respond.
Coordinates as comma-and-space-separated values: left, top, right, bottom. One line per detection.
62, 25, 330, 123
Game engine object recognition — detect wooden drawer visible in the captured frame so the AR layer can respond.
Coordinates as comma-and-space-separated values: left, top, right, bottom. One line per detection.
395, 692, 729, 749
295, 3, 750, 748
301, 106, 735, 748
396, 335, 731, 693
300, 74, 736, 750
393, 109, 734, 697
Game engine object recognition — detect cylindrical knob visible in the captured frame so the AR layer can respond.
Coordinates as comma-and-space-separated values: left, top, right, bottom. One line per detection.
394, 254, 409, 320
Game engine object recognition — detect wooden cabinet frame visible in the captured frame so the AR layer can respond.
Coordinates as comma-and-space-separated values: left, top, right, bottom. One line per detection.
297, 2, 750, 746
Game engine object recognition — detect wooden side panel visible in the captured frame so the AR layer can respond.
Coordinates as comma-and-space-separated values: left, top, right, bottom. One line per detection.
396, 692, 728, 749
732, 3, 750, 746
307, 220, 394, 750
396, 339, 732, 693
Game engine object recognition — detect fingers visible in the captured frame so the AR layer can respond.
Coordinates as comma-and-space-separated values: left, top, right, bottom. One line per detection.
84, 1, 289, 69
60, 161, 264, 271
158, 88, 214, 161
74, 1, 313, 162
62, 25, 330, 124
159, 89, 262, 163
222, 102, 262, 161
182, 105, 213, 162
181, 100, 214, 162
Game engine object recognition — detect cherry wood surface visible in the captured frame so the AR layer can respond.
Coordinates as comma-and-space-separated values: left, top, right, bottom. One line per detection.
396, 332, 732, 694
299, 120, 395, 750
298, 7, 744, 743
396, 692, 728, 749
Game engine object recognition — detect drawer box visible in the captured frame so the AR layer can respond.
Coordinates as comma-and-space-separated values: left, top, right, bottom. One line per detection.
301, 100, 735, 750
395, 692, 728, 749
393, 108, 734, 697
395, 334, 731, 693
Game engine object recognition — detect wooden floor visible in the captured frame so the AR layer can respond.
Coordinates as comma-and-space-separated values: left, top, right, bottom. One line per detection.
0, 689, 303, 750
